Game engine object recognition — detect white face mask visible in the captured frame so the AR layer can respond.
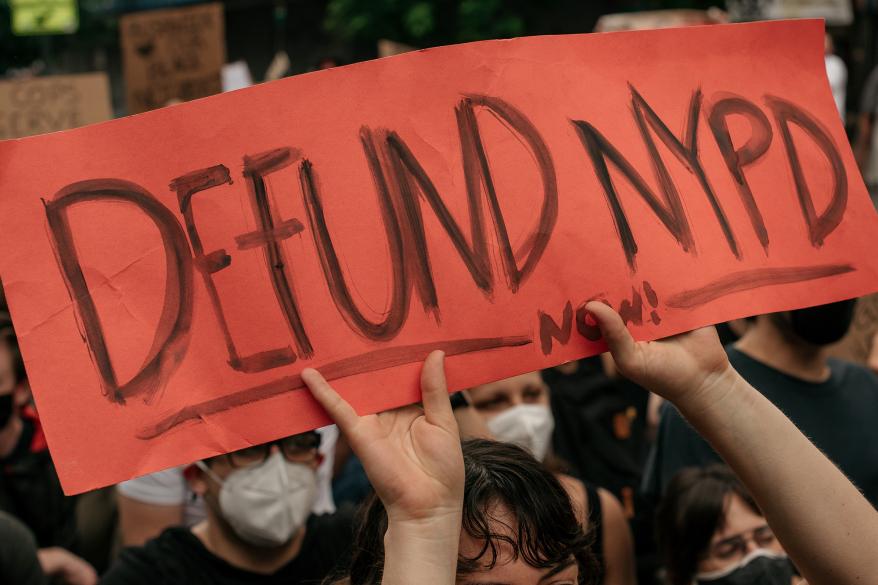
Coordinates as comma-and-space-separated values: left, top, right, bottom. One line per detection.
486, 403, 555, 462
197, 451, 317, 547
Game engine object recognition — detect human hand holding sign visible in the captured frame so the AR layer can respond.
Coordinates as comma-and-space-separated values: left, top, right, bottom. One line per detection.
302, 351, 463, 585
585, 301, 734, 410
302, 351, 463, 522
586, 302, 878, 585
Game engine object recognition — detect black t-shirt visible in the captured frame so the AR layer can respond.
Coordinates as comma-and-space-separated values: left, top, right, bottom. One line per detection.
100, 511, 354, 585
0, 415, 78, 550
642, 347, 878, 506
0, 510, 46, 585
546, 357, 650, 498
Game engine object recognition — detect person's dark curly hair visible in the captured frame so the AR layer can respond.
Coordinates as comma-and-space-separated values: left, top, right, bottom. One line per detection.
328, 438, 596, 584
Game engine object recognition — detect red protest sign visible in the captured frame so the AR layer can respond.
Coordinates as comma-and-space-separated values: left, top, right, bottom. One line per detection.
0, 20, 875, 494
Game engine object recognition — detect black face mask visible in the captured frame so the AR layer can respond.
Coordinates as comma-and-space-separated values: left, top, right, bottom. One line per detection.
783, 299, 856, 346
695, 551, 796, 585
0, 394, 13, 428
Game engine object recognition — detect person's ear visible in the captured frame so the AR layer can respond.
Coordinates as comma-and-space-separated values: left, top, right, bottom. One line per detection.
310, 453, 324, 471
184, 463, 210, 497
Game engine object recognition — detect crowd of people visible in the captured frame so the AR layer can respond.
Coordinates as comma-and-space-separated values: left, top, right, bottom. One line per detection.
1, 279, 877, 584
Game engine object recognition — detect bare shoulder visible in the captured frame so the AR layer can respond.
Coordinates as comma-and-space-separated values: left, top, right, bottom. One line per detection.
597, 487, 626, 523
555, 473, 587, 525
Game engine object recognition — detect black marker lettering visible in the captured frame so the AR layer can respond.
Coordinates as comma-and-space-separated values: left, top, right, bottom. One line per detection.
537, 301, 573, 355
379, 128, 493, 307
708, 95, 773, 250
572, 121, 694, 270
456, 95, 558, 292
630, 86, 740, 258
299, 148, 410, 341
243, 148, 314, 357
172, 166, 296, 373
765, 96, 848, 247
45, 179, 194, 404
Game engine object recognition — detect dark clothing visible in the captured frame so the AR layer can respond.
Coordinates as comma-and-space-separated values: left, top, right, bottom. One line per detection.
100, 511, 354, 585
547, 359, 658, 584
0, 510, 46, 585
546, 357, 650, 502
643, 347, 878, 507
0, 406, 78, 550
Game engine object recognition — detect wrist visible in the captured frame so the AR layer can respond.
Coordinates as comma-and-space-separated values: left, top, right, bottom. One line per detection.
387, 508, 463, 535
674, 365, 745, 422
383, 515, 462, 585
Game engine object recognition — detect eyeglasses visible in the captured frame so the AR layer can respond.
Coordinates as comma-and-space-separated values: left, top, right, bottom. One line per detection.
225, 432, 321, 468
709, 524, 776, 560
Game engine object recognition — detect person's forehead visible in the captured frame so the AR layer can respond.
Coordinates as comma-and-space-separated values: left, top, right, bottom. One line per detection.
711, 493, 765, 542
456, 547, 576, 585
253, 430, 319, 447
457, 507, 577, 584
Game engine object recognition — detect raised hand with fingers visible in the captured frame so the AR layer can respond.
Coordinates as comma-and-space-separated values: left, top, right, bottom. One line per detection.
301, 350, 463, 523
585, 301, 733, 406
302, 351, 463, 585
587, 303, 878, 585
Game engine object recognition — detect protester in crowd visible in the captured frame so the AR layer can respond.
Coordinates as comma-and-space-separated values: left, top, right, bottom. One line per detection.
116, 466, 206, 547
339, 438, 595, 585
656, 465, 800, 585
116, 425, 339, 546
544, 356, 661, 585
826, 293, 878, 374
459, 371, 636, 585
0, 510, 47, 585
546, 356, 650, 513
301, 302, 878, 585
0, 316, 98, 585
101, 431, 353, 585
304, 352, 584, 585
643, 299, 878, 507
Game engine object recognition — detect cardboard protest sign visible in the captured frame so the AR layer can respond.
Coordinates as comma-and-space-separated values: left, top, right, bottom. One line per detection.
120, 2, 225, 114
0, 73, 112, 139
0, 20, 876, 494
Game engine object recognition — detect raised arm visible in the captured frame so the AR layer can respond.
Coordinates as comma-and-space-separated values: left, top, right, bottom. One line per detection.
301, 351, 463, 585
586, 302, 878, 585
